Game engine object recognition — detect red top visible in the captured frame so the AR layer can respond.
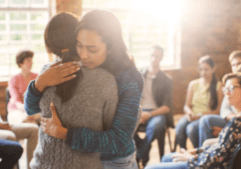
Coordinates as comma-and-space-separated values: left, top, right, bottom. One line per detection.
8, 72, 38, 111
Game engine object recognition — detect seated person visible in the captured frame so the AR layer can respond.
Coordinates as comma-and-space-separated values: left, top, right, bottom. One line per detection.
145, 72, 241, 169
0, 117, 38, 169
198, 50, 241, 146
134, 45, 174, 167
8, 50, 40, 125
175, 55, 223, 148
0, 138, 23, 169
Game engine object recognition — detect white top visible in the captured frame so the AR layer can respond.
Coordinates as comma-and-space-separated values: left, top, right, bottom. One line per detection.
140, 72, 158, 110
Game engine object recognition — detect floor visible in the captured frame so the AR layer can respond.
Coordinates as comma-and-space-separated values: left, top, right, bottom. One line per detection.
18, 114, 192, 169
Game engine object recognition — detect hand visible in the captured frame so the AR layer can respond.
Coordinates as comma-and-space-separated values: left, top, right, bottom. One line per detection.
140, 111, 151, 124
0, 122, 11, 130
188, 148, 198, 155
22, 115, 35, 123
35, 61, 81, 92
212, 126, 223, 137
41, 102, 67, 140
172, 148, 194, 162
187, 113, 200, 122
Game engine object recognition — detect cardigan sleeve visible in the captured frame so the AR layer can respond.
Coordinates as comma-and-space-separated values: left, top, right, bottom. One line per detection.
24, 80, 43, 115
65, 69, 143, 157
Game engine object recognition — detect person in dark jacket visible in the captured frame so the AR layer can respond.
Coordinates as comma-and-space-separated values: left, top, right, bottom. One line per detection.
134, 45, 174, 167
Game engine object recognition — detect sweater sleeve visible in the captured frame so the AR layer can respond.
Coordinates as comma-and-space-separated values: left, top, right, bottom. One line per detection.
65, 69, 143, 156
9, 76, 23, 105
24, 80, 43, 115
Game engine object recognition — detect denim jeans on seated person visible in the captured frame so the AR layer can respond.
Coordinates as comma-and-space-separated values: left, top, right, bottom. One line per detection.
175, 116, 199, 149
198, 114, 228, 147
101, 152, 138, 169
134, 109, 167, 164
145, 152, 189, 169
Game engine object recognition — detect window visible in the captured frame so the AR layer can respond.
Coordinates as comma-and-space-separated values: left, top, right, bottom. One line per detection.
82, 0, 182, 70
0, 0, 54, 80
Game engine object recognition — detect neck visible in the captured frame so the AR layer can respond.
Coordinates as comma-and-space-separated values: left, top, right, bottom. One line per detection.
21, 70, 31, 77
148, 65, 160, 74
201, 76, 212, 85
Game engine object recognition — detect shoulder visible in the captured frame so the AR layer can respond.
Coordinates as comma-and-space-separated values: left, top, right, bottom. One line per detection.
9, 73, 21, 83
31, 72, 38, 78
190, 79, 199, 86
83, 67, 116, 86
84, 67, 114, 79
116, 67, 143, 91
157, 71, 172, 83
40, 63, 51, 74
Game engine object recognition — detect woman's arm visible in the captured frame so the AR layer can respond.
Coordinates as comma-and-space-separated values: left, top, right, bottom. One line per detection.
64, 70, 143, 156
188, 117, 241, 168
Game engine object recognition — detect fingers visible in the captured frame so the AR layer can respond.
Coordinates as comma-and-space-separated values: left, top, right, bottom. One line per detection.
58, 61, 78, 69
50, 102, 58, 117
60, 74, 77, 83
50, 61, 62, 67
61, 66, 80, 78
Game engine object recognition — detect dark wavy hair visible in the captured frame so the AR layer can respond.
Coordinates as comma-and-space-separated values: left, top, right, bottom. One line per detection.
16, 50, 34, 68
44, 12, 82, 103
198, 55, 218, 110
76, 9, 135, 75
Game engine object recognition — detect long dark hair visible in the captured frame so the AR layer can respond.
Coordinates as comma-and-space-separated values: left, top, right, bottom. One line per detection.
198, 55, 218, 110
44, 12, 82, 103
76, 9, 135, 76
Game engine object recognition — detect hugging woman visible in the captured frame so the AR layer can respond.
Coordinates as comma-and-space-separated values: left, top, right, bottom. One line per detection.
27, 13, 118, 169
25, 10, 143, 169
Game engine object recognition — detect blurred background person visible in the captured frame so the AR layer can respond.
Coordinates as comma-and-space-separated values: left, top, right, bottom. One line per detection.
175, 55, 223, 149
8, 50, 40, 125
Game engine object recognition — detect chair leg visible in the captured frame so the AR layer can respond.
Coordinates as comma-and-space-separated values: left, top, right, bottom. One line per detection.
167, 129, 172, 152
173, 136, 177, 152
157, 132, 165, 161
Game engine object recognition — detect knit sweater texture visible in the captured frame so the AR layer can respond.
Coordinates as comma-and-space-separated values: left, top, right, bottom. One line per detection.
30, 67, 118, 169
25, 67, 143, 161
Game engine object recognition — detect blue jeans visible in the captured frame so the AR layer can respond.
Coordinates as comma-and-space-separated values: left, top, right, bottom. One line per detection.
101, 153, 138, 169
145, 153, 189, 169
0, 139, 23, 169
175, 116, 199, 148
198, 114, 228, 147
134, 115, 167, 164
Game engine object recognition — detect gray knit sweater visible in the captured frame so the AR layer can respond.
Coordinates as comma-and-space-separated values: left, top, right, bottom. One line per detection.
30, 67, 118, 169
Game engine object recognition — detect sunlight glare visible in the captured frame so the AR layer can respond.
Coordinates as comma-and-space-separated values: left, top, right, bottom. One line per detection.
130, 0, 183, 21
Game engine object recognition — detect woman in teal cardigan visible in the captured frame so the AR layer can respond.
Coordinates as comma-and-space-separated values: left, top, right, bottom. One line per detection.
25, 10, 143, 169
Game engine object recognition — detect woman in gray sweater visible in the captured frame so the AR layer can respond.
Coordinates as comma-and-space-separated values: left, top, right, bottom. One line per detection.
29, 13, 118, 169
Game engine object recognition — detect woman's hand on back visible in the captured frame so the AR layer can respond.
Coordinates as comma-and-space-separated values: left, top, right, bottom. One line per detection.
35, 61, 81, 92
41, 102, 67, 140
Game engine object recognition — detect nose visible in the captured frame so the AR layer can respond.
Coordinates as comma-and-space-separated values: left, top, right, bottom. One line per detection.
80, 48, 89, 60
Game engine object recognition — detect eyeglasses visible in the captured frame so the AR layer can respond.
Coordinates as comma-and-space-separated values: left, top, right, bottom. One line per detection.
222, 85, 241, 94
